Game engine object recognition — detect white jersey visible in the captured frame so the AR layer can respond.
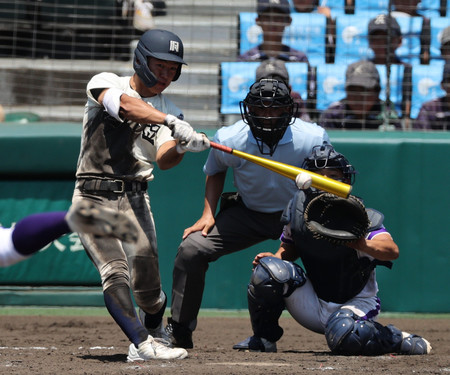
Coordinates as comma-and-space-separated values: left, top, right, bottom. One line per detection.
0, 227, 27, 267
76, 72, 183, 182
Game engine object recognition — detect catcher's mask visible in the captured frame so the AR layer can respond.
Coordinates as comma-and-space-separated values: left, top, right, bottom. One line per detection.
133, 29, 186, 87
240, 79, 297, 156
302, 142, 357, 185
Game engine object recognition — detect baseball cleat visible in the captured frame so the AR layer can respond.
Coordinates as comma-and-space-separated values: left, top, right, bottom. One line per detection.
66, 201, 138, 243
233, 335, 277, 352
127, 336, 188, 361
138, 308, 172, 346
166, 318, 194, 349
398, 332, 432, 355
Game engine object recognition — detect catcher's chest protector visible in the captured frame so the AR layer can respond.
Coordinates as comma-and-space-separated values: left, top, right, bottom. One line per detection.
286, 191, 390, 304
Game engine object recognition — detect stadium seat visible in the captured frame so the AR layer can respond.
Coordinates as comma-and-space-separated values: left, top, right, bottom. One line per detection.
219, 61, 310, 115
410, 60, 446, 119
238, 12, 332, 65
313, 62, 407, 117
353, 0, 389, 15
334, 14, 373, 64
430, 17, 450, 61
395, 16, 425, 65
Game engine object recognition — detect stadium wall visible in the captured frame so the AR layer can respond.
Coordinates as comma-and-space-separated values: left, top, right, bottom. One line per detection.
0, 123, 449, 313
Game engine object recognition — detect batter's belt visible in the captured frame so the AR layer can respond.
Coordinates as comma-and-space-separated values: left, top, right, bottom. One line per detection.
78, 178, 148, 194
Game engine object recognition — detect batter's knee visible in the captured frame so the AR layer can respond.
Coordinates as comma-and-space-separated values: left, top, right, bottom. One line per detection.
99, 259, 130, 291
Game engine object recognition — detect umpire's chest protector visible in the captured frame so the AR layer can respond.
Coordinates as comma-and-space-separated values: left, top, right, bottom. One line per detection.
282, 190, 385, 304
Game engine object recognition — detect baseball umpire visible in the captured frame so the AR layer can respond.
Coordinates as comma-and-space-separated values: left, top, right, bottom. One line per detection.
233, 143, 431, 355
71, 29, 209, 361
167, 79, 330, 348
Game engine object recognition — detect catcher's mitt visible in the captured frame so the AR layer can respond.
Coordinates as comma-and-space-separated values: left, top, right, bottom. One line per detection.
304, 193, 370, 245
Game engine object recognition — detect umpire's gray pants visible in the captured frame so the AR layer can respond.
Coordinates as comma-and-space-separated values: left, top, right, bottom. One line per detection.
171, 201, 284, 330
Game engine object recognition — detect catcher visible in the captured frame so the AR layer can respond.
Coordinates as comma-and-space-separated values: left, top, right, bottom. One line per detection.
233, 142, 431, 356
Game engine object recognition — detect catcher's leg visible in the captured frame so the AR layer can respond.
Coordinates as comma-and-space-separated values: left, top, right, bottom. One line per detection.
325, 308, 431, 355
234, 257, 306, 350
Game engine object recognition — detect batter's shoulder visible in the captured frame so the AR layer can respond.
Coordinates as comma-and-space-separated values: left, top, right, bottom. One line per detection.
87, 72, 131, 92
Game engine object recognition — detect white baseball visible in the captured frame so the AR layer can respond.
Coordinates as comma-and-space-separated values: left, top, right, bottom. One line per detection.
295, 173, 313, 190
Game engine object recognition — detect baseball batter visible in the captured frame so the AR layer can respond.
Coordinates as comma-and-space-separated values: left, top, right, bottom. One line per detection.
0, 201, 136, 267
233, 144, 431, 355
71, 29, 209, 362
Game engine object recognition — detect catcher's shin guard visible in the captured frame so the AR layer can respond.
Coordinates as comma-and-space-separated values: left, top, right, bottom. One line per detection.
325, 308, 404, 355
247, 257, 306, 342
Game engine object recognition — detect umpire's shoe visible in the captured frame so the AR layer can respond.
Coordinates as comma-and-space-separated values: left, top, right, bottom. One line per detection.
398, 332, 432, 355
166, 318, 193, 349
233, 335, 277, 352
66, 201, 138, 243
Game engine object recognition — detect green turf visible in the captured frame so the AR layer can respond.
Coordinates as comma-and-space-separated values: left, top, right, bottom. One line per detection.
0, 306, 449, 319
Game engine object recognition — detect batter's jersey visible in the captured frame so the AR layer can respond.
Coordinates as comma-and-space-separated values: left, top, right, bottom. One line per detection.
76, 72, 182, 182
203, 119, 330, 213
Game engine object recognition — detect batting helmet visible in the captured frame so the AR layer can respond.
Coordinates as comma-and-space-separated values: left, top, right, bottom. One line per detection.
302, 142, 357, 185
240, 79, 297, 156
133, 29, 186, 87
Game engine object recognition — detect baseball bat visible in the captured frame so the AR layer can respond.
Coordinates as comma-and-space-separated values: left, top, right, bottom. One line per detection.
210, 141, 352, 198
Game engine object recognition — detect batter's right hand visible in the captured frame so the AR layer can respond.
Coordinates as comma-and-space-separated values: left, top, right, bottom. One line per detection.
164, 114, 194, 142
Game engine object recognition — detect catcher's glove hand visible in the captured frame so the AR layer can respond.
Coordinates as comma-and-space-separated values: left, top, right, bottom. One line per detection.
304, 193, 370, 245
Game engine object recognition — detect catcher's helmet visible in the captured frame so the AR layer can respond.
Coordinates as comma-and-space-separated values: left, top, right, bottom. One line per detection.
240, 79, 297, 156
133, 29, 186, 87
302, 142, 357, 184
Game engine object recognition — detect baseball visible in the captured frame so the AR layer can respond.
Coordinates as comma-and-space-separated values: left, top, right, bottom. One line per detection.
295, 173, 312, 190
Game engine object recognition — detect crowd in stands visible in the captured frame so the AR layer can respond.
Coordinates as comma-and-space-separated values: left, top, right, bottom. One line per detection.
233, 0, 450, 130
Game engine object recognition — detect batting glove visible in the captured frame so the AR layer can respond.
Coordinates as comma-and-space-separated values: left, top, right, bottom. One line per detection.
164, 114, 194, 142
176, 133, 211, 154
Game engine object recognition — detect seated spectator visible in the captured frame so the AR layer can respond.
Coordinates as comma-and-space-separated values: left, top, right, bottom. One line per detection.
238, 0, 309, 63
367, 14, 413, 124
368, 14, 405, 66
440, 26, 450, 63
391, 0, 421, 17
319, 60, 401, 130
291, 0, 332, 19
255, 59, 312, 122
413, 63, 450, 130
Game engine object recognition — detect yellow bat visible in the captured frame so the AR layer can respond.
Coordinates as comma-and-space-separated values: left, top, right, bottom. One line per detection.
210, 141, 352, 198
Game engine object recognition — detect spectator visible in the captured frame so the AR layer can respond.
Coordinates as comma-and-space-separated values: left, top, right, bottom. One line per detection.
367, 14, 413, 124
368, 14, 404, 66
255, 59, 312, 122
291, 0, 332, 19
440, 26, 450, 63
238, 0, 309, 63
319, 60, 401, 130
413, 63, 450, 130
391, 0, 422, 17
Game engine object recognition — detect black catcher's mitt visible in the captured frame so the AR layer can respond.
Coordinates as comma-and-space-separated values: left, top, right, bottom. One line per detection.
304, 193, 370, 245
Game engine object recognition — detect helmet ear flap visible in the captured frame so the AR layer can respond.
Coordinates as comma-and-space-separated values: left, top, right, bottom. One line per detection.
133, 48, 158, 88
173, 65, 182, 81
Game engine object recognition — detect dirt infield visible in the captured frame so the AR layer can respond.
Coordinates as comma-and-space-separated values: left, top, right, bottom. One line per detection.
0, 314, 449, 375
